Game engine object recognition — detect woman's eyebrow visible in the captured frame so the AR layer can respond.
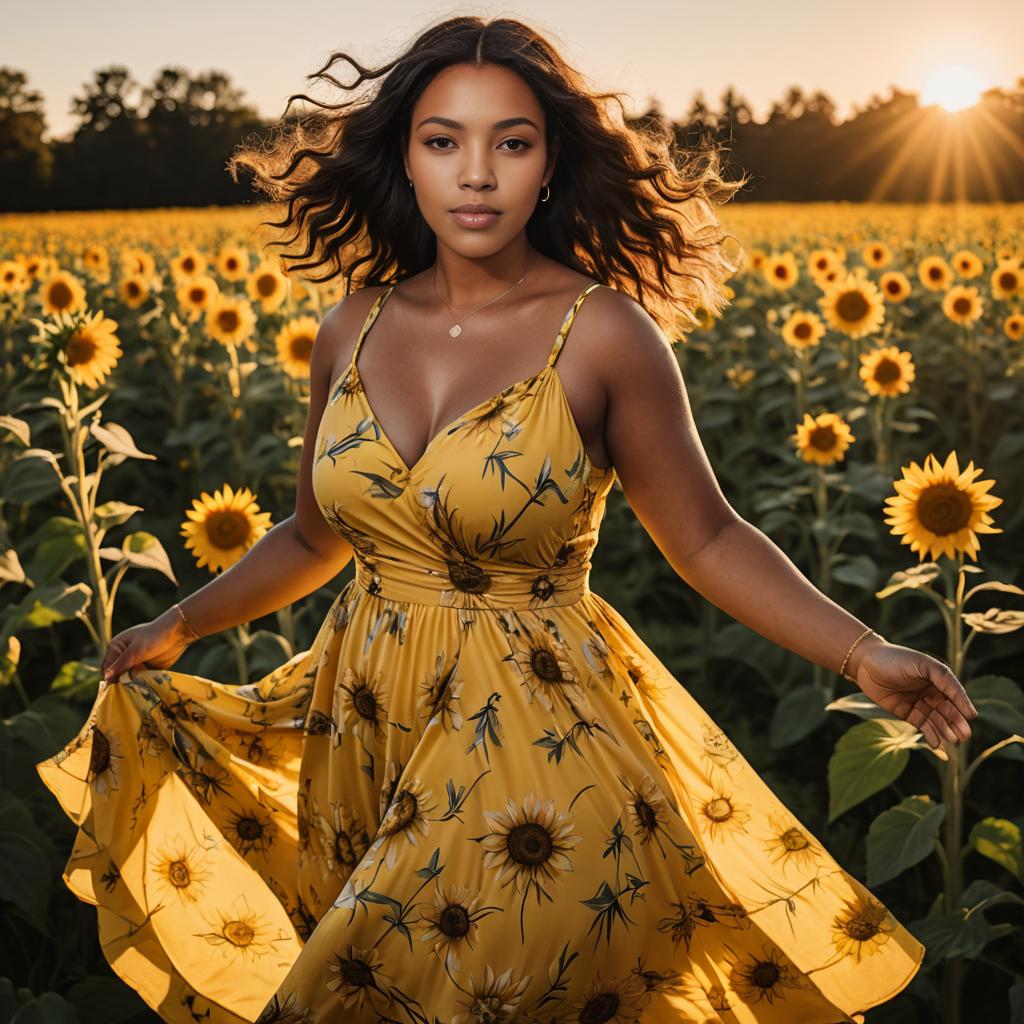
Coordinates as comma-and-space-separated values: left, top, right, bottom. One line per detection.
415, 116, 539, 131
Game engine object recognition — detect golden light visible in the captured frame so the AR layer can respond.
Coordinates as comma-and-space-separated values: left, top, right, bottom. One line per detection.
921, 64, 986, 112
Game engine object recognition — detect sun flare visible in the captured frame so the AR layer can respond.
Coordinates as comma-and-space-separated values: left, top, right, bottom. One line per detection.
921, 64, 986, 112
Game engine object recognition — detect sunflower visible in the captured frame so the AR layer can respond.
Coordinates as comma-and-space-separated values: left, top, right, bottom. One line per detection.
417, 883, 490, 973
952, 249, 983, 279
478, 792, 582, 897
180, 483, 274, 573
917, 255, 953, 292
205, 294, 257, 349
39, 270, 87, 315
991, 260, 1022, 301
883, 450, 1003, 562
807, 247, 843, 278
176, 273, 220, 321
64, 309, 123, 388
878, 270, 912, 303
1003, 313, 1024, 341
451, 965, 532, 1024
791, 411, 855, 465
246, 259, 289, 313
276, 316, 318, 379
0, 259, 29, 294
817, 269, 886, 338
121, 247, 156, 279
170, 247, 207, 280
746, 248, 768, 273
861, 241, 891, 269
859, 345, 915, 398
22, 253, 57, 283
831, 892, 896, 962
118, 273, 151, 309
217, 244, 250, 282
762, 251, 799, 291
725, 363, 755, 389
781, 310, 825, 350
942, 284, 984, 326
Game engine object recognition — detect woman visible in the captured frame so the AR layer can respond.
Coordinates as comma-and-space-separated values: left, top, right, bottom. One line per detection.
38, 15, 974, 1024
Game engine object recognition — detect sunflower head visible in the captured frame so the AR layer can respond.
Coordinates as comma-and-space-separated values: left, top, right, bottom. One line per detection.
878, 271, 912, 304
859, 345, 915, 398
763, 251, 799, 291
276, 316, 319, 380
952, 249, 983, 279
205, 294, 257, 349
1003, 313, 1024, 341
991, 260, 1022, 301
246, 260, 289, 312
818, 270, 886, 339
861, 241, 891, 269
918, 255, 953, 292
119, 273, 151, 310
883, 450, 1003, 563
40, 270, 87, 315
791, 411, 855, 465
781, 310, 825, 350
942, 285, 984, 327
180, 483, 274, 573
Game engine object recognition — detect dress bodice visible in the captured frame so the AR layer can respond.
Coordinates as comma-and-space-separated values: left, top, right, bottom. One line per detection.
312, 281, 617, 610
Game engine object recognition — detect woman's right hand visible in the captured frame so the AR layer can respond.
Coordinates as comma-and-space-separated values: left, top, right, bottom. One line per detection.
101, 612, 196, 682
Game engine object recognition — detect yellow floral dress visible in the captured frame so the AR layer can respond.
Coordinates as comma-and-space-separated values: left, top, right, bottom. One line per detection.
37, 281, 924, 1024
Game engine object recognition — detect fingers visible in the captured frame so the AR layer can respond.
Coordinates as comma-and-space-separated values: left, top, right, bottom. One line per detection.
929, 660, 978, 725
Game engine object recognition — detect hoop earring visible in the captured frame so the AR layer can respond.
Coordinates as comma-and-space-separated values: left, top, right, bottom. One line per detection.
540, 183, 551, 202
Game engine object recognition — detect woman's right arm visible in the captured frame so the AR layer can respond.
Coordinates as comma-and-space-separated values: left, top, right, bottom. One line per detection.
102, 296, 360, 679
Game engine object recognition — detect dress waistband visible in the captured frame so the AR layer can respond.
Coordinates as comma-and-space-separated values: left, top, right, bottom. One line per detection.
351, 555, 592, 609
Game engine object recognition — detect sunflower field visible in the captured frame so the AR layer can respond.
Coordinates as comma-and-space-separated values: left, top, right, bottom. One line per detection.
2, 203, 1023, 1022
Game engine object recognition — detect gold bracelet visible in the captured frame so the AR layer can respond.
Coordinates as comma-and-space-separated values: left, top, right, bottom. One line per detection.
173, 602, 202, 642
840, 626, 879, 682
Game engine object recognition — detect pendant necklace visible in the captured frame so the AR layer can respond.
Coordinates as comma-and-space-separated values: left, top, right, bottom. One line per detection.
434, 250, 542, 338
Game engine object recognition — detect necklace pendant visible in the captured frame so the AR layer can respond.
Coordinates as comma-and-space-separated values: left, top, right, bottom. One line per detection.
449, 323, 462, 338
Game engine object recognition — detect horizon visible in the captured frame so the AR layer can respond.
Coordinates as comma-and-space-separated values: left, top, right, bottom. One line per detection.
6, 0, 1023, 143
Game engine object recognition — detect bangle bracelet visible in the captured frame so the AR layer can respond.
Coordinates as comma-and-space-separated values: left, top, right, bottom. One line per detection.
840, 626, 879, 682
173, 602, 201, 642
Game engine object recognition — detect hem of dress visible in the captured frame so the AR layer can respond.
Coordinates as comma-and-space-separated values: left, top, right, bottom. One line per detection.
849, 940, 926, 1016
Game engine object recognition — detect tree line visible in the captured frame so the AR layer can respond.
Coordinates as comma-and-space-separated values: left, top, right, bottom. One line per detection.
3, 64, 1024, 212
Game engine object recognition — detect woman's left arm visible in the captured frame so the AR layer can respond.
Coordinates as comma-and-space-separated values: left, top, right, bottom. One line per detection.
592, 293, 977, 750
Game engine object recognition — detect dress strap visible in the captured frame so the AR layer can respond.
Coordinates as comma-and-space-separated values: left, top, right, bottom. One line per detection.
545, 281, 604, 368
350, 284, 398, 368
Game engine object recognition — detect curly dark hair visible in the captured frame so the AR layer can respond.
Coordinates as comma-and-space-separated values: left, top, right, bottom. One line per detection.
228, 15, 748, 335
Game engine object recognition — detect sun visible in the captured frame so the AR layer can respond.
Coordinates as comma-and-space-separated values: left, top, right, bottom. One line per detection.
921, 64, 986, 112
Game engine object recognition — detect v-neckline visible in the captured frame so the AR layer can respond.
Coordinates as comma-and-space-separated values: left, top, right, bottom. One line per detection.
348, 281, 607, 479
352, 360, 554, 477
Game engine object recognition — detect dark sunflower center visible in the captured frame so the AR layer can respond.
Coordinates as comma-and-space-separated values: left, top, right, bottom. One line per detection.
217, 310, 240, 332
836, 291, 869, 321
168, 859, 190, 887
810, 426, 837, 450
49, 281, 73, 307
580, 992, 621, 1024
236, 816, 263, 841
873, 358, 900, 384
530, 646, 563, 682
507, 822, 553, 865
67, 332, 97, 366
223, 920, 254, 946
207, 509, 251, 549
439, 904, 470, 937
89, 727, 110, 775
751, 960, 780, 988
917, 483, 972, 536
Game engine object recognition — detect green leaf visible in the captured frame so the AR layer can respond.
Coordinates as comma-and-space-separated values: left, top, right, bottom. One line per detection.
912, 907, 990, 964
968, 817, 1024, 883
10, 993, 80, 1024
828, 718, 917, 822
831, 555, 878, 590
93, 501, 143, 531
866, 794, 946, 887
0, 790, 53, 935
64, 975, 148, 1024
88, 421, 156, 461
9, 581, 91, 630
769, 685, 826, 748
23, 517, 86, 586
0, 415, 31, 446
1, 456, 61, 504
117, 532, 177, 584
966, 676, 1024, 737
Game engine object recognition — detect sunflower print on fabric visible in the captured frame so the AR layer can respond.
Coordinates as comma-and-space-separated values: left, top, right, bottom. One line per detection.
37, 281, 924, 1024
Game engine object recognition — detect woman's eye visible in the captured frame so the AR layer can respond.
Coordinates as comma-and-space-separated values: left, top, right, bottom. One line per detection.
424, 137, 530, 152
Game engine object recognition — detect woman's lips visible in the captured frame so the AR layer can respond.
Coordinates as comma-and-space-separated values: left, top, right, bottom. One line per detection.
451, 210, 501, 228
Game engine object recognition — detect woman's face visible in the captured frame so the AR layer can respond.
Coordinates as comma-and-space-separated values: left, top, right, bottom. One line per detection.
404, 62, 556, 256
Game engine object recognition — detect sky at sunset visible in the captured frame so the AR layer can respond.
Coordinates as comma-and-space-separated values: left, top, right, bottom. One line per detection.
6, 0, 1022, 142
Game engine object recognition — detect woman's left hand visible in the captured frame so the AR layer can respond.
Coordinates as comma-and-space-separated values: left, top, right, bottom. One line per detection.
852, 638, 978, 749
